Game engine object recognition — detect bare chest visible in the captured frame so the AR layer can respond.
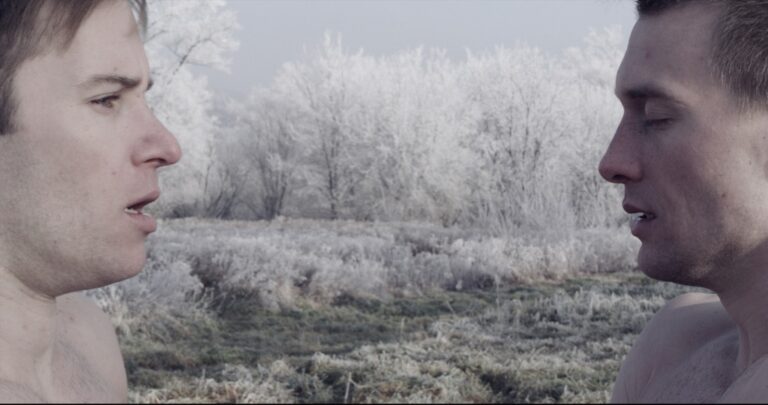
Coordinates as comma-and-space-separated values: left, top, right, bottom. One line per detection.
643, 337, 739, 403
0, 342, 120, 403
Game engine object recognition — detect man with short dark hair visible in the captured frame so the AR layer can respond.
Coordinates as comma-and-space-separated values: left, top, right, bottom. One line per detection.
600, 0, 768, 402
0, 0, 180, 401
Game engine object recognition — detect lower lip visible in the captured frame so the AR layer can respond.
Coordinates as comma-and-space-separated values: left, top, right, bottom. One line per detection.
126, 211, 157, 234
630, 217, 655, 238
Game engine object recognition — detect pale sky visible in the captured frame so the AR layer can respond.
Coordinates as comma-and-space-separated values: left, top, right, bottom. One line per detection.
196, 0, 637, 98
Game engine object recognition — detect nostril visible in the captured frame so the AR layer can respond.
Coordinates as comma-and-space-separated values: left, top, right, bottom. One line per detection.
611, 174, 632, 184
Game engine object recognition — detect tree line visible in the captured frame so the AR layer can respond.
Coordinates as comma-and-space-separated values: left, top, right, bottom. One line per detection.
146, 0, 627, 234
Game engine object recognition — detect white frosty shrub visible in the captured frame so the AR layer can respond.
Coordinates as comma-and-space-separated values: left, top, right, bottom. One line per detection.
135, 218, 639, 313
87, 255, 209, 341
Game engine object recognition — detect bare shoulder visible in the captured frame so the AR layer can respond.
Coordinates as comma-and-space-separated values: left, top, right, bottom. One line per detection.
633, 291, 731, 351
653, 292, 732, 334
719, 355, 768, 403
0, 380, 46, 403
611, 292, 735, 403
56, 292, 128, 399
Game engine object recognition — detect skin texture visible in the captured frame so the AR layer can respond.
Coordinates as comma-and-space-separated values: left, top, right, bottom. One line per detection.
0, 0, 181, 402
600, 3, 768, 403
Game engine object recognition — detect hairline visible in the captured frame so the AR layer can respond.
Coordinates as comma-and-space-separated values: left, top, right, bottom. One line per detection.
637, 0, 768, 114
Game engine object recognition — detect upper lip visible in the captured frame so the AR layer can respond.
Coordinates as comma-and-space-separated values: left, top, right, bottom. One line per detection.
127, 190, 160, 211
623, 201, 654, 216
623, 202, 644, 214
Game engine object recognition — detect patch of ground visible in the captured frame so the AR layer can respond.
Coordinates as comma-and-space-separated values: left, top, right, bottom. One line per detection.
125, 272, 699, 403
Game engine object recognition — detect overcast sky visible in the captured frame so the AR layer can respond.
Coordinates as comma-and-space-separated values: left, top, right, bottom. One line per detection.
195, 0, 637, 98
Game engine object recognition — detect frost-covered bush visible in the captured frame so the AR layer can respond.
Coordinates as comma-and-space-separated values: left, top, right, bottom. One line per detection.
448, 229, 638, 283
131, 218, 638, 313
88, 217, 638, 341
87, 251, 210, 341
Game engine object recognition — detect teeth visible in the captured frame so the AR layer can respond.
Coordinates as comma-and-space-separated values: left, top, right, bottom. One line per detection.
125, 208, 140, 215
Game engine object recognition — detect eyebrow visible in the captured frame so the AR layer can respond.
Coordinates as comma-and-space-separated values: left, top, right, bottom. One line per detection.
618, 85, 683, 105
76, 74, 154, 92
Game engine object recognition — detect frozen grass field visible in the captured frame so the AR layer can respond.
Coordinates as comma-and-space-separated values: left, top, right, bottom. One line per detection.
89, 218, 698, 403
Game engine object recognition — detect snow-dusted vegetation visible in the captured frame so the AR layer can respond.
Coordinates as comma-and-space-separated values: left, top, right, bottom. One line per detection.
140, 0, 626, 233
203, 29, 626, 232
92, 218, 638, 334
90, 221, 694, 402
84, 218, 656, 403
84, 0, 672, 402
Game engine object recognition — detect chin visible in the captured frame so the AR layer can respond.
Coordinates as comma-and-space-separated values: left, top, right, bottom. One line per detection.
637, 244, 712, 287
111, 248, 148, 282
84, 247, 147, 290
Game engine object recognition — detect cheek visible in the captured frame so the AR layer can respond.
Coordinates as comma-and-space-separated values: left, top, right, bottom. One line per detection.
21, 132, 125, 217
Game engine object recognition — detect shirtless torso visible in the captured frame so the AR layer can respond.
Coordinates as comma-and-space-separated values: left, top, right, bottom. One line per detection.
613, 292, 768, 403
0, 294, 127, 403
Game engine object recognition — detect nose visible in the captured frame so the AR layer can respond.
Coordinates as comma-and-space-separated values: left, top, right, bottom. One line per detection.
598, 120, 642, 184
132, 109, 182, 168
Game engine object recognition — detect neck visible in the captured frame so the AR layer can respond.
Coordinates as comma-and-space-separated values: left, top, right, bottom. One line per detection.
0, 268, 57, 384
714, 257, 768, 375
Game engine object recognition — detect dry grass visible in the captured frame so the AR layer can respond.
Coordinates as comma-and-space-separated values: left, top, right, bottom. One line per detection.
85, 218, 695, 403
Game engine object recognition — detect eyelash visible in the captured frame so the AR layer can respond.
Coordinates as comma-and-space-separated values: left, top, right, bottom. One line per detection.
643, 118, 672, 131
91, 95, 120, 109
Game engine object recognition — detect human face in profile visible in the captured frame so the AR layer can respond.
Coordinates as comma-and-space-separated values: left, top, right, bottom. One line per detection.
599, 4, 768, 288
0, 0, 181, 296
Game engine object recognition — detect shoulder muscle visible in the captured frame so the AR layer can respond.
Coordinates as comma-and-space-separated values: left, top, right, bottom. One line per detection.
611, 292, 730, 402
56, 292, 128, 399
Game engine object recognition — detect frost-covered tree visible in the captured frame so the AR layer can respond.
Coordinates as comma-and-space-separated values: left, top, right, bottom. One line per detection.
219, 92, 306, 219
143, 0, 239, 217
462, 45, 571, 231
264, 36, 474, 223
207, 28, 625, 231
273, 34, 378, 220
369, 48, 473, 225
562, 27, 626, 228
459, 28, 625, 233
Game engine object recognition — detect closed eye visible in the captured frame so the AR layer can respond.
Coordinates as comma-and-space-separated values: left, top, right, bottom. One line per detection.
643, 118, 672, 131
91, 95, 120, 109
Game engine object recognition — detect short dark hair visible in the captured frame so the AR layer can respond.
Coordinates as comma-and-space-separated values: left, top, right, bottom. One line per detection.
636, 0, 768, 111
636, 0, 701, 15
0, 0, 147, 135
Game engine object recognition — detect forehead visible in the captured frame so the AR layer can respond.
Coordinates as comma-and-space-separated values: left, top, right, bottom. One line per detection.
11, 0, 149, 132
616, 4, 723, 103
60, 1, 146, 80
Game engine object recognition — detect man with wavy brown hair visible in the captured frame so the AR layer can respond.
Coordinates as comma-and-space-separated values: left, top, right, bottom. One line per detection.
0, 0, 181, 401
600, 0, 768, 402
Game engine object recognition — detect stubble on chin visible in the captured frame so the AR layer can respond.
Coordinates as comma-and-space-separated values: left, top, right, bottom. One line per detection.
638, 239, 741, 290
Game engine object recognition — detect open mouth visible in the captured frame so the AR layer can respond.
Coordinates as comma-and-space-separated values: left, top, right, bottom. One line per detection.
124, 201, 151, 216
125, 190, 160, 217
631, 212, 656, 222
124, 207, 147, 216
124, 192, 160, 233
